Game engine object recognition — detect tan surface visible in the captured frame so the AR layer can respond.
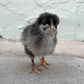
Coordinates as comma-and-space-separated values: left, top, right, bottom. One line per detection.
55, 40, 84, 57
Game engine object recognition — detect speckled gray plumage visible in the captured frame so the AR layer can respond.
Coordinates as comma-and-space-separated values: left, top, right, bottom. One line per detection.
21, 12, 59, 59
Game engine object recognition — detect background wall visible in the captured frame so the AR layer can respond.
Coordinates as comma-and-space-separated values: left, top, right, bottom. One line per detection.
0, 0, 84, 40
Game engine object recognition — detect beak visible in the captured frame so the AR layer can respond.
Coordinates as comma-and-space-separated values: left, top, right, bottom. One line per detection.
48, 24, 54, 29
50, 24, 54, 29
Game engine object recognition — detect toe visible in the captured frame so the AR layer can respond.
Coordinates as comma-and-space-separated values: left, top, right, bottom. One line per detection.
43, 63, 48, 69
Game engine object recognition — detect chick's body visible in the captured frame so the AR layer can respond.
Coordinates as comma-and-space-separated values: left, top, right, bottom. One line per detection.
22, 24, 56, 57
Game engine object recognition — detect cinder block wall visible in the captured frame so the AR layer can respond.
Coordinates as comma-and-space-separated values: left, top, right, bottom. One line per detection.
0, 0, 84, 41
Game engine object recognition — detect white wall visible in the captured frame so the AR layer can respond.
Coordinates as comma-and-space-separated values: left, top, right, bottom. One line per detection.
0, 0, 84, 40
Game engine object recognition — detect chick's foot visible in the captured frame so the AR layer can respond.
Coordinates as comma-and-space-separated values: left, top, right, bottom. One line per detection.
38, 57, 51, 69
28, 67, 43, 75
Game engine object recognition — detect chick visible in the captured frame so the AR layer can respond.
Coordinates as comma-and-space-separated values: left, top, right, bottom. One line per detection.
21, 12, 59, 75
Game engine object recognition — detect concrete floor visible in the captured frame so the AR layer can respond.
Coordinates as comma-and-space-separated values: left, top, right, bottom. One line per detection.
0, 39, 84, 84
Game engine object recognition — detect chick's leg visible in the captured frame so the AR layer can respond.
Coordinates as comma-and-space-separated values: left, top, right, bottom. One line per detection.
28, 59, 43, 75
38, 56, 51, 69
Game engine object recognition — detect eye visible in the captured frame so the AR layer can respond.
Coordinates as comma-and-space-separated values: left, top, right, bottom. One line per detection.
55, 25, 57, 28
42, 22, 46, 25
42, 19, 47, 25
43, 27, 47, 30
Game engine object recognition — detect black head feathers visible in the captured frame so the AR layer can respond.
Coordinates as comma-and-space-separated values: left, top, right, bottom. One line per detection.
37, 12, 59, 26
